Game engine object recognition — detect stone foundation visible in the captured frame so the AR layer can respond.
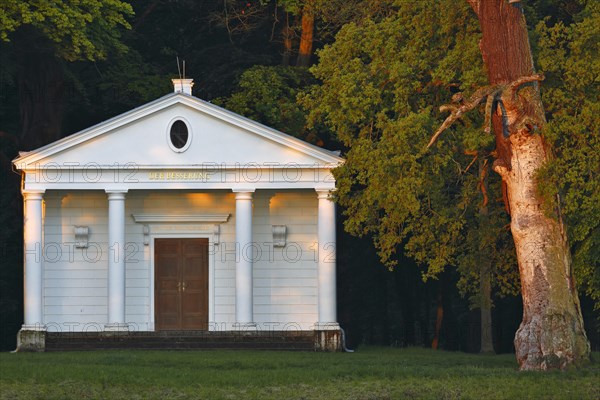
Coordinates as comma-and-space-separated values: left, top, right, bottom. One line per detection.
18, 329, 344, 352
17, 329, 46, 352
314, 329, 342, 352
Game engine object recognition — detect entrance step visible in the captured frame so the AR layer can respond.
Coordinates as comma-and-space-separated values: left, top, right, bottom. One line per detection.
45, 331, 316, 351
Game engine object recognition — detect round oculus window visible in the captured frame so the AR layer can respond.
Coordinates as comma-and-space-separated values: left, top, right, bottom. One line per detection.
169, 120, 189, 150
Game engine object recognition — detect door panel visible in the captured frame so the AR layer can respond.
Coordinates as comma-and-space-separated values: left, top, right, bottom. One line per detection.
181, 239, 209, 330
155, 238, 208, 330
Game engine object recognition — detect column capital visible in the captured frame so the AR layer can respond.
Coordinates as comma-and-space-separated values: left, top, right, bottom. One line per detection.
315, 188, 335, 200
23, 190, 45, 200
233, 190, 254, 200
106, 189, 128, 200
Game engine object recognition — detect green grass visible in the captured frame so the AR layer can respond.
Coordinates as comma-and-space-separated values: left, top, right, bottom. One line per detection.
1, 348, 598, 399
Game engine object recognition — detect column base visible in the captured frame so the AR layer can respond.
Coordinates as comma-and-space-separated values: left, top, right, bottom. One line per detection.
104, 323, 130, 333
233, 322, 258, 331
313, 322, 340, 331
20, 323, 46, 331
16, 327, 46, 352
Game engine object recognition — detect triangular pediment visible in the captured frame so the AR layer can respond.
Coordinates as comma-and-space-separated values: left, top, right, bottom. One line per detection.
13, 93, 343, 169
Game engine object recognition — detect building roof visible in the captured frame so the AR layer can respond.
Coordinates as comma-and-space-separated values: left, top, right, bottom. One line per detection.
13, 92, 344, 168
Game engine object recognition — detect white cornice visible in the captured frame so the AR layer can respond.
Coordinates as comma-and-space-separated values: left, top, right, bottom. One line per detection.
131, 214, 231, 223
18, 163, 336, 170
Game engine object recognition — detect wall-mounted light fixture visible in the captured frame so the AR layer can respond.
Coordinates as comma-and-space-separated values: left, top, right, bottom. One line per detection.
272, 225, 287, 247
74, 226, 89, 248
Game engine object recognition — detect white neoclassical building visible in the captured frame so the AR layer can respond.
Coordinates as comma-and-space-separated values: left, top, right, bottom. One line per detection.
13, 79, 343, 351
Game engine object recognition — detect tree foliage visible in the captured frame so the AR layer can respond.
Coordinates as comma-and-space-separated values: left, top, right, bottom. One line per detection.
216, 65, 318, 141
0, 0, 133, 61
536, 0, 600, 307
301, 2, 507, 284
302, 0, 598, 313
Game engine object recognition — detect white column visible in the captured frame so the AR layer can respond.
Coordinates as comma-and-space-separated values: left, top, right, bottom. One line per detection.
105, 190, 127, 330
316, 189, 339, 329
22, 191, 45, 330
234, 190, 255, 327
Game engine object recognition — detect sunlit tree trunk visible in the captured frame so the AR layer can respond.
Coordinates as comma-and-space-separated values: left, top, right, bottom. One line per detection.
468, 0, 590, 370
296, 0, 314, 67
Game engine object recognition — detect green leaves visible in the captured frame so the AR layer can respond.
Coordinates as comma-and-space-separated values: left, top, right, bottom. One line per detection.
216, 65, 318, 142
0, 0, 134, 61
304, 1, 491, 277
536, 1, 600, 307
304, 0, 597, 309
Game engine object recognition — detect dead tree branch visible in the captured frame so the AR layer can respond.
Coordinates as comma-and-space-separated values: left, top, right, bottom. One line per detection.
507, 73, 545, 101
426, 86, 497, 149
427, 74, 545, 149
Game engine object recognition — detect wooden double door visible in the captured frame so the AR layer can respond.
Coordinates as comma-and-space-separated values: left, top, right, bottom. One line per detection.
155, 238, 209, 330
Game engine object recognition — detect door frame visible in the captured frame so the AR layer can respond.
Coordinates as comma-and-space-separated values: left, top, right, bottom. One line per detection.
149, 231, 215, 331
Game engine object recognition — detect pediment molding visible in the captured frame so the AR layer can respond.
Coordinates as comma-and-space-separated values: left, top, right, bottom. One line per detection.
13, 93, 344, 167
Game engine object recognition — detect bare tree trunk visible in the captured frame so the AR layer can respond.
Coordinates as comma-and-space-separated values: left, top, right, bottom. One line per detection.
282, 13, 293, 66
431, 286, 443, 350
296, 0, 314, 67
479, 261, 495, 353
468, 0, 590, 370
478, 158, 495, 354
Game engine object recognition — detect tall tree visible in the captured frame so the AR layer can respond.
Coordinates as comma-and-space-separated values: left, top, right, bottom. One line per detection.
0, 0, 133, 149
302, 0, 511, 351
303, 0, 592, 369
435, 0, 590, 370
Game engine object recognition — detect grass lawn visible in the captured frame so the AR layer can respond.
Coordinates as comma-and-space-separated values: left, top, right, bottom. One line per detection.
0, 347, 598, 399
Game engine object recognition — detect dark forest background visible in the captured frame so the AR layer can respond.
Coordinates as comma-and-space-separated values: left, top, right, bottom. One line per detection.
1, 0, 597, 352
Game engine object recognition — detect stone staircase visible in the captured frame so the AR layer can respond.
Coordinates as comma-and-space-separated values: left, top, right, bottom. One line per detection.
45, 330, 318, 351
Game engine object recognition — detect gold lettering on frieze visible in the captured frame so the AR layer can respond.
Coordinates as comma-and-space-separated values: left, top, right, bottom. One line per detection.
148, 171, 212, 181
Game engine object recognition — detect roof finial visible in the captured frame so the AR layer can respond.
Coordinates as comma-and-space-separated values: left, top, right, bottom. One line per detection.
173, 57, 193, 95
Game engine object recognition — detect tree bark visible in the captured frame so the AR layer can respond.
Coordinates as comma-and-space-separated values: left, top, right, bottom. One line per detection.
282, 13, 293, 66
431, 286, 444, 350
479, 260, 495, 353
478, 158, 495, 354
470, 0, 589, 370
296, 0, 315, 67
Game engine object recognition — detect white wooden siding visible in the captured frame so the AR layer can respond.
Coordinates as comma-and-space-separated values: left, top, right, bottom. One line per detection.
42, 189, 319, 332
